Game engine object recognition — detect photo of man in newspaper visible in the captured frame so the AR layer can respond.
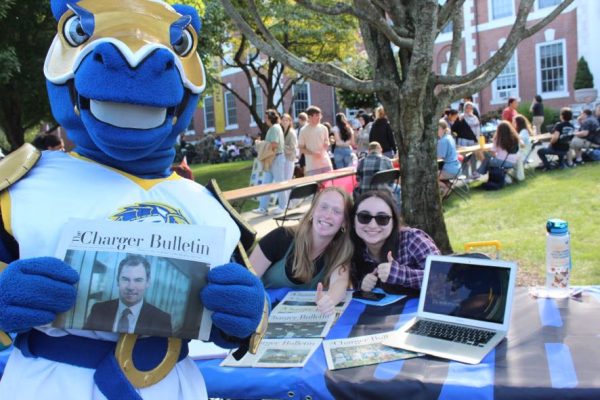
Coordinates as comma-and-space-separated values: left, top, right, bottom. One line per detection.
52, 251, 210, 339
84, 254, 172, 336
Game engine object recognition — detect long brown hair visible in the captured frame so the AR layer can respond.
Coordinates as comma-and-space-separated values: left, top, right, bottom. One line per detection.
494, 121, 519, 153
514, 115, 532, 136
287, 187, 353, 287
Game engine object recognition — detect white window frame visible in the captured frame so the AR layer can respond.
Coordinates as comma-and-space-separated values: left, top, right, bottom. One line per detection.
249, 83, 263, 127
491, 51, 520, 105
535, 38, 569, 99
292, 82, 310, 119
488, 0, 514, 21
203, 96, 215, 134
224, 91, 239, 130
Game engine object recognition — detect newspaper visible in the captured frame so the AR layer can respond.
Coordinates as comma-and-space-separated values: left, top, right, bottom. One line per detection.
271, 290, 353, 320
52, 218, 228, 340
265, 311, 335, 339
220, 338, 322, 368
323, 332, 423, 370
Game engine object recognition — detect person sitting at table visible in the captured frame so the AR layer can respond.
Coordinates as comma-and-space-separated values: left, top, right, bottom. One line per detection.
355, 141, 394, 198
350, 190, 440, 294
249, 187, 353, 315
437, 120, 460, 193
537, 107, 575, 171
513, 115, 533, 180
473, 121, 521, 180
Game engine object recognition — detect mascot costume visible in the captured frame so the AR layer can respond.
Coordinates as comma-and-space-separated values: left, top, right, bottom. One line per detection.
0, 1, 267, 399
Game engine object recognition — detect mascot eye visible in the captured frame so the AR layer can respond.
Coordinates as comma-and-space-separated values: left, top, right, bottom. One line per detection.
63, 15, 91, 47
172, 29, 194, 57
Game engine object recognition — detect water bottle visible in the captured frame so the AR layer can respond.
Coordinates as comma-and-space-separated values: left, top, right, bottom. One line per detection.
545, 219, 571, 292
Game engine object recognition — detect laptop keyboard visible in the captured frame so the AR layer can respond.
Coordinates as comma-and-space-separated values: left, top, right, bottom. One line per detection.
407, 320, 495, 347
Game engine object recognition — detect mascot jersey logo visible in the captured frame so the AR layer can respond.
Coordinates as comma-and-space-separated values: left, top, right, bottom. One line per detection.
110, 203, 190, 224
45, 0, 204, 177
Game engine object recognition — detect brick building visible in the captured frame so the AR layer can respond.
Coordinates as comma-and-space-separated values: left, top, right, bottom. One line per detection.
434, 0, 600, 115
191, 0, 599, 140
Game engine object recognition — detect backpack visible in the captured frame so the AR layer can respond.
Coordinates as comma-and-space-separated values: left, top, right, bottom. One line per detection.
482, 166, 505, 190
582, 148, 600, 162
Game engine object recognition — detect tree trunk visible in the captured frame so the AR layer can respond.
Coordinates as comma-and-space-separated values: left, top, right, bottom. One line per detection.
382, 91, 453, 254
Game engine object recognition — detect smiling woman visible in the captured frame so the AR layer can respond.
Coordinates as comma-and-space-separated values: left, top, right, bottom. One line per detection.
249, 187, 354, 315
350, 190, 441, 294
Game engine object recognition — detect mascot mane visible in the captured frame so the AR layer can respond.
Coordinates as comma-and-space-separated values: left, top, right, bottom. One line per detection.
46, 0, 204, 178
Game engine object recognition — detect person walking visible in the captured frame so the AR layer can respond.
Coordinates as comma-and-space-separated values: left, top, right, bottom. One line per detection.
530, 95, 544, 134
369, 106, 396, 158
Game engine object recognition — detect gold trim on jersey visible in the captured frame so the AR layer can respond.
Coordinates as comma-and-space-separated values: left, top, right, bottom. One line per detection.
69, 152, 180, 191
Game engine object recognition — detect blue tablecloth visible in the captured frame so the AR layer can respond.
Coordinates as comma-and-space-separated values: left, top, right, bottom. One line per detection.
3, 288, 600, 399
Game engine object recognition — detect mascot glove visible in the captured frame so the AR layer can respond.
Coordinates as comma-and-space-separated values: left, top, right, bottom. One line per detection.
201, 263, 266, 342
0, 257, 79, 333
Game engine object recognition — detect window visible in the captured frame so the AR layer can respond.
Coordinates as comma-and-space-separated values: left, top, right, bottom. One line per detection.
490, 0, 513, 20
292, 83, 309, 118
224, 91, 238, 127
203, 96, 214, 129
538, 0, 560, 8
492, 53, 519, 103
537, 40, 567, 96
249, 84, 263, 126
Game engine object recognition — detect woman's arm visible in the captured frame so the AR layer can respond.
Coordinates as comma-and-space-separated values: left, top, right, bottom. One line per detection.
248, 244, 273, 277
315, 264, 350, 315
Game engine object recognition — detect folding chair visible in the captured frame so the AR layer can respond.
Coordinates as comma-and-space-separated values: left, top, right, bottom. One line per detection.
272, 182, 319, 226
369, 168, 400, 190
440, 152, 472, 202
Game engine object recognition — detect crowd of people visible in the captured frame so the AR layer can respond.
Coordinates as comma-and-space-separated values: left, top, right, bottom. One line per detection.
438, 95, 600, 192
251, 105, 399, 215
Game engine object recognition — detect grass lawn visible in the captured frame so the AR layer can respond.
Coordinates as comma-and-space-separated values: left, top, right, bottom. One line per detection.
444, 164, 600, 286
190, 160, 600, 286
191, 160, 258, 212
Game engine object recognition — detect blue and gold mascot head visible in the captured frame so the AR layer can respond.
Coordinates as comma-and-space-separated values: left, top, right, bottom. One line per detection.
0, 1, 266, 399
46, 0, 204, 177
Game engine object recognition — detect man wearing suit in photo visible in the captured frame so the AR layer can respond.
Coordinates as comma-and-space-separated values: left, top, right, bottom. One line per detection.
84, 255, 172, 337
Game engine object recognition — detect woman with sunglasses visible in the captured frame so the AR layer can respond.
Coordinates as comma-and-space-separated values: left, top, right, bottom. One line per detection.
249, 187, 354, 315
350, 190, 440, 294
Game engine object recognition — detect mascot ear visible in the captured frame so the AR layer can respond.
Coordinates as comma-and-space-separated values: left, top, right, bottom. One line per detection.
172, 4, 201, 34
50, 0, 73, 21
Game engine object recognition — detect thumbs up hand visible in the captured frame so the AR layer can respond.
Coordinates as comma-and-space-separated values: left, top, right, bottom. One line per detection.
360, 270, 378, 292
376, 251, 394, 284
315, 282, 335, 316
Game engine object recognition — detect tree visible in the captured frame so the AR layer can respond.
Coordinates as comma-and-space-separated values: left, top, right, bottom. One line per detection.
0, 0, 55, 151
203, 0, 359, 135
574, 56, 594, 90
220, 0, 574, 252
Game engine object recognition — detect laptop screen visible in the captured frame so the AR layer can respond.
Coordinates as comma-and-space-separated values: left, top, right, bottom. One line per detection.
422, 259, 511, 324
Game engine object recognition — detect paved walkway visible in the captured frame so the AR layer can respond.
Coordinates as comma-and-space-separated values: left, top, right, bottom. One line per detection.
240, 199, 312, 239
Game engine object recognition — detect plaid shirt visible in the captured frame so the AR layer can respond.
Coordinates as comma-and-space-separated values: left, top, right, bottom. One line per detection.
363, 227, 440, 289
356, 152, 393, 193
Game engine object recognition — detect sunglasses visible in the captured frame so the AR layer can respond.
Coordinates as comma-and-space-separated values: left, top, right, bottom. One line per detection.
355, 212, 392, 226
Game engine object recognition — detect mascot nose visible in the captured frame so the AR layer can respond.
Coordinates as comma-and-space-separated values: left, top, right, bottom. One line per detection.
91, 43, 176, 75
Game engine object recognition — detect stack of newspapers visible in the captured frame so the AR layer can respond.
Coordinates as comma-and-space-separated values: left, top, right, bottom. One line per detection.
220, 290, 351, 368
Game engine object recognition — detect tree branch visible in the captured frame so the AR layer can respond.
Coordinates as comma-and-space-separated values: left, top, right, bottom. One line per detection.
220, 0, 395, 93
446, 5, 464, 76
436, 0, 574, 86
438, 0, 464, 30
353, 0, 414, 49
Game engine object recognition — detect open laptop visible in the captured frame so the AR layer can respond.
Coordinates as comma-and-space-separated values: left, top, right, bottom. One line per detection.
383, 255, 517, 364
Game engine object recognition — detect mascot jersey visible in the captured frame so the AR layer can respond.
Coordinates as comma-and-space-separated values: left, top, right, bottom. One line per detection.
0, 150, 240, 399
0, 1, 266, 399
